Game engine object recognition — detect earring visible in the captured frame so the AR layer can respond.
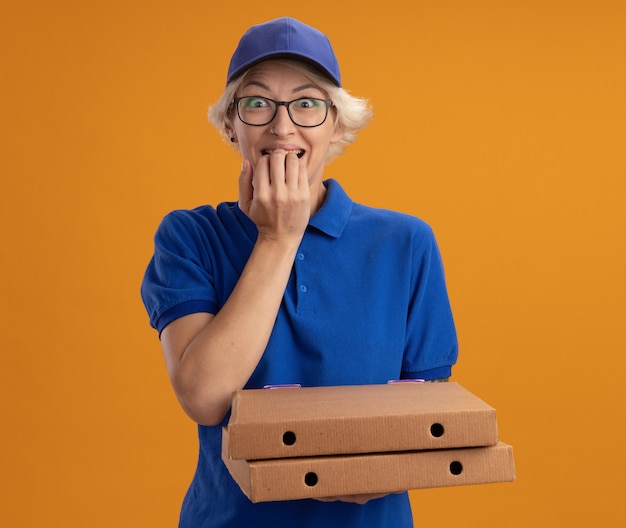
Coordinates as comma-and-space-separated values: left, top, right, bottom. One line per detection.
230, 137, 237, 143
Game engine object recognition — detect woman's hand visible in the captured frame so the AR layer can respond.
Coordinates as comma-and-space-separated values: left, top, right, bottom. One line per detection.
238, 149, 311, 244
314, 493, 401, 504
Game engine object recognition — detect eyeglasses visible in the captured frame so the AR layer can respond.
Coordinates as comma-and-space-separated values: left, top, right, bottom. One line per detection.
233, 96, 333, 128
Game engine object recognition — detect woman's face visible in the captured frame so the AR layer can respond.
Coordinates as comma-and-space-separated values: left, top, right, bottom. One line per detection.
227, 61, 343, 187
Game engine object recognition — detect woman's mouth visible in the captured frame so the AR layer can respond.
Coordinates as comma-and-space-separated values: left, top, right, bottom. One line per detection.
261, 149, 305, 159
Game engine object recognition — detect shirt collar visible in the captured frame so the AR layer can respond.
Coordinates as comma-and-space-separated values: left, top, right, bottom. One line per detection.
233, 178, 353, 240
309, 179, 353, 238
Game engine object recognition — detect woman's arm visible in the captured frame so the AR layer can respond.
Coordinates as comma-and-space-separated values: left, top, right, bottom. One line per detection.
160, 152, 310, 426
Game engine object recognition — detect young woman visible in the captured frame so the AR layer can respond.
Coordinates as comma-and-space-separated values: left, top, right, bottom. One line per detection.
141, 16, 458, 527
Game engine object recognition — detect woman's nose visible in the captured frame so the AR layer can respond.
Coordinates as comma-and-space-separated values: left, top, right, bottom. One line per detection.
270, 104, 295, 136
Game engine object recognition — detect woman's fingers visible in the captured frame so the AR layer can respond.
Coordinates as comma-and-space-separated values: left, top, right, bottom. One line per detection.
237, 159, 253, 216
242, 150, 310, 241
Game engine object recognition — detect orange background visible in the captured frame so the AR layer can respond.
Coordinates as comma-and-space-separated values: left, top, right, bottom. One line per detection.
2, 1, 625, 526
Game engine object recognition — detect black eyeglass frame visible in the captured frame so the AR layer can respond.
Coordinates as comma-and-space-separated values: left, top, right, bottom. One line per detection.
233, 96, 334, 128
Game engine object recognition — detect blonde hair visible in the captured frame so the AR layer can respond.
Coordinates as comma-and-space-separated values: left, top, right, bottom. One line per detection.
208, 59, 372, 162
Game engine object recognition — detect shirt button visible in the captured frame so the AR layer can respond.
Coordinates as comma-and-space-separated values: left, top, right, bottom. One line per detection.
298, 253, 305, 260
300, 285, 308, 293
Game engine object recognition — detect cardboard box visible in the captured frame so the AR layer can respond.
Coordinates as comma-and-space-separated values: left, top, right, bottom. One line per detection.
222, 428, 515, 503
226, 382, 498, 460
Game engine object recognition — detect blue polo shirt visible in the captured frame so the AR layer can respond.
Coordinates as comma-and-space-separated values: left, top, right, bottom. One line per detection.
141, 179, 458, 527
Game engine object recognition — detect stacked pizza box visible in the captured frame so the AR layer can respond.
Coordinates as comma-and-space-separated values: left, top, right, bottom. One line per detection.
222, 382, 515, 502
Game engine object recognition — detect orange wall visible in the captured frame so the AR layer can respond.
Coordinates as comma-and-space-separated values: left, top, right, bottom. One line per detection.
2, 1, 625, 526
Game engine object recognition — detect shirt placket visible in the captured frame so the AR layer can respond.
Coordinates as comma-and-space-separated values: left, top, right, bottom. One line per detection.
293, 241, 316, 315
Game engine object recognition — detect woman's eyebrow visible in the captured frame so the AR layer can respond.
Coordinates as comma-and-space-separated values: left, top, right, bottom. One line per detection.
241, 80, 270, 91
292, 83, 320, 93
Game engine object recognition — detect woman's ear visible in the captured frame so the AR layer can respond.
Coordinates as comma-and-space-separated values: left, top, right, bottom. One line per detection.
331, 123, 345, 144
329, 105, 344, 143
224, 120, 237, 144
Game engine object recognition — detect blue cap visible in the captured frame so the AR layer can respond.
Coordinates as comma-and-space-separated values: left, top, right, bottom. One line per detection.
226, 17, 341, 86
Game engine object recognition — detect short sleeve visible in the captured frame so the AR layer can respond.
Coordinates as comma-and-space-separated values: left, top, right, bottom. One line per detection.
401, 226, 458, 380
140, 210, 219, 335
